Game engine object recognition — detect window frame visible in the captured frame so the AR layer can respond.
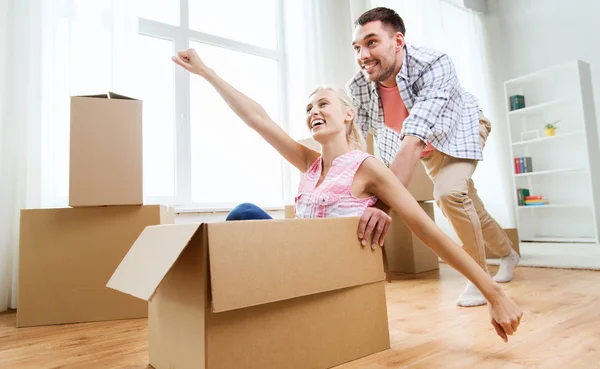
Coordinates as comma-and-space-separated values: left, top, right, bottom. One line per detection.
139, 0, 291, 211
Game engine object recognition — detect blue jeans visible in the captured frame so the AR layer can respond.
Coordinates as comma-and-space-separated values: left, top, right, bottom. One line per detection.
226, 203, 272, 221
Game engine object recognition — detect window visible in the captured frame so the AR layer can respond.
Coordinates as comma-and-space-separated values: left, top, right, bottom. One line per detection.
138, 0, 286, 209
135, 35, 176, 198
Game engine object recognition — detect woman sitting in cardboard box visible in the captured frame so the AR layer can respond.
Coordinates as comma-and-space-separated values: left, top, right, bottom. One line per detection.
172, 48, 523, 343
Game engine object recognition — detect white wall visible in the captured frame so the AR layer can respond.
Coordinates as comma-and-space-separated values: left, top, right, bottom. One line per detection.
482, 0, 600, 230
486, 0, 600, 88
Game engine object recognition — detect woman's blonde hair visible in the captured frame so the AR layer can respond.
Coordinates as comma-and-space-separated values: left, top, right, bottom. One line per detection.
309, 86, 367, 152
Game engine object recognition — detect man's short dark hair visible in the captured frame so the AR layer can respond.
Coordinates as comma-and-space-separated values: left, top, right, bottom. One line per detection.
354, 7, 406, 36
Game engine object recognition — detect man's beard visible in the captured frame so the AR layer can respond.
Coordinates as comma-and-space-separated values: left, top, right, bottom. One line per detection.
375, 59, 397, 83
363, 58, 397, 83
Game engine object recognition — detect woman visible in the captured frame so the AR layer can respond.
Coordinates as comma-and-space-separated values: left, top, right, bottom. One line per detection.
172, 48, 523, 342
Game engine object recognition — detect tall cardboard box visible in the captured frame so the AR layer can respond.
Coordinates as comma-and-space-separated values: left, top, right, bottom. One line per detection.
406, 161, 434, 201
284, 204, 296, 219
69, 92, 143, 207
108, 217, 390, 369
17, 205, 174, 327
366, 131, 434, 202
384, 202, 440, 275
486, 228, 521, 258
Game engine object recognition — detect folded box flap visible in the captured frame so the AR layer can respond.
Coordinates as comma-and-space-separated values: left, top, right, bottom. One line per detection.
108, 91, 141, 101
106, 223, 203, 301
72, 94, 109, 99
70, 92, 140, 100
208, 217, 385, 313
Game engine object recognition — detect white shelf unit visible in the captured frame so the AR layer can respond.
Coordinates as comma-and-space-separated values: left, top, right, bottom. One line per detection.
504, 60, 600, 243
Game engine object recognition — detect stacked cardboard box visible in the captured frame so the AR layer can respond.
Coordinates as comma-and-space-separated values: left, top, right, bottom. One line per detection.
367, 132, 440, 275
486, 228, 521, 258
17, 92, 174, 327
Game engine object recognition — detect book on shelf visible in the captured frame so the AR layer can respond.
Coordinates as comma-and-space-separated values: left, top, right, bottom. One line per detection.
516, 188, 530, 206
525, 199, 545, 205
509, 95, 526, 111
514, 157, 533, 174
517, 191, 549, 206
525, 195, 543, 200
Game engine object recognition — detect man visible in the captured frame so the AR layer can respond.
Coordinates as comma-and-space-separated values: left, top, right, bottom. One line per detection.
346, 7, 520, 307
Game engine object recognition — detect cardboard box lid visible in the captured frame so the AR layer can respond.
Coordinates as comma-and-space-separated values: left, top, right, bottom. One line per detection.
106, 223, 203, 301
72, 91, 141, 101
108, 217, 385, 313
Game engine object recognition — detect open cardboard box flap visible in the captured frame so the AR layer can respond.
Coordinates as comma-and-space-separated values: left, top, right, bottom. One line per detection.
107, 217, 385, 313
72, 91, 141, 100
106, 223, 202, 302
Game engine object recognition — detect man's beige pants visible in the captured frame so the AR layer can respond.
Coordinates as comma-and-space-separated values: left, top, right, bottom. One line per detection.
421, 112, 512, 271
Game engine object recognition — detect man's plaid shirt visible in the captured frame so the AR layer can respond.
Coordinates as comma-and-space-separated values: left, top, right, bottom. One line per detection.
346, 43, 483, 167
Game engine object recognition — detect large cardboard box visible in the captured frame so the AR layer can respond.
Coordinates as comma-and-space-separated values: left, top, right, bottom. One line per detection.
107, 217, 390, 369
384, 202, 440, 275
486, 228, 521, 258
17, 205, 174, 327
69, 92, 143, 207
366, 132, 434, 202
284, 204, 296, 219
406, 161, 434, 202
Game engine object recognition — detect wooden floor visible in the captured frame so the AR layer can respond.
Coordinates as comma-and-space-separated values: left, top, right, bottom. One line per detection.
1, 265, 599, 368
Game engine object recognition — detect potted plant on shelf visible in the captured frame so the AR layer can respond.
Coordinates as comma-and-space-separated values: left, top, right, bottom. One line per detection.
544, 120, 560, 136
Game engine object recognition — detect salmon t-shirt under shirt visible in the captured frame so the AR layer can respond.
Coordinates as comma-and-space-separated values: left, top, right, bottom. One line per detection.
378, 84, 434, 157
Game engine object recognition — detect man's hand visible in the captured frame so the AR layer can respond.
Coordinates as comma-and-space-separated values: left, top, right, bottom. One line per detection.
358, 206, 392, 249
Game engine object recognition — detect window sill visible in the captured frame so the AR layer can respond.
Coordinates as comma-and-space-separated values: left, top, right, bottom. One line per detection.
173, 205, 287, 214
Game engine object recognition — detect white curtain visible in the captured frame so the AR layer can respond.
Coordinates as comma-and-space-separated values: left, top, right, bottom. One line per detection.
282, 0, 371, 201
0, 0, 43, 312
0, 0, 138, 312
38, 0, 139, 208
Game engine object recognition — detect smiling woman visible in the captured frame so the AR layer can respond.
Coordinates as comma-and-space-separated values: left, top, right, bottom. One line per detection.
305, 86, 367, 153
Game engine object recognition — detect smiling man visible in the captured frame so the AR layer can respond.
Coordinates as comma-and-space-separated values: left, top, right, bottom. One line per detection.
346, 7, 520, 307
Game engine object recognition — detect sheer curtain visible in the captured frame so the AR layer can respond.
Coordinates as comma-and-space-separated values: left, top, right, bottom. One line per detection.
0, 0, 138, 312
0, 0, 44, 312
39, 0, 139, 208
